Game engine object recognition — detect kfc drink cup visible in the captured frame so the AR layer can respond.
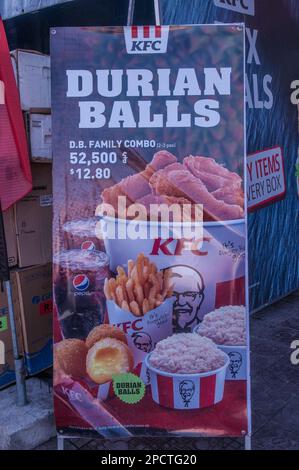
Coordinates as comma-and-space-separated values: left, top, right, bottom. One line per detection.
106, 298, 173, 383
145, 353, 229, 410
63, 217, 105, 252
53, 249, 109, 340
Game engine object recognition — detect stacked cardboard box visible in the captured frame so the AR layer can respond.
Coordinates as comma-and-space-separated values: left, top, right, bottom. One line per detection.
4, 163, 52, 270
0, 284, 23, 389
11, 264, 53, 376
11, 49, 52, 162
1, 50, 53, 387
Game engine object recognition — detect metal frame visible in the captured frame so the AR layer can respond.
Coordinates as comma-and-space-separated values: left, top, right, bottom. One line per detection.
4, 280, 28, 406
57, 435, 65, 451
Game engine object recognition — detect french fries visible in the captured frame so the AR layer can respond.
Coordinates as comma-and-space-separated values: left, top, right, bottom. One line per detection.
104, 253, 173, 316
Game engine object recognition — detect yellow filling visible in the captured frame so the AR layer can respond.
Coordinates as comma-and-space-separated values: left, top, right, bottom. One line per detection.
93, 347, 123, 376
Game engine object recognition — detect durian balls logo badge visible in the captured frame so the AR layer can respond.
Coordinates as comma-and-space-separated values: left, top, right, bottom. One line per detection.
113, 372, 146, 404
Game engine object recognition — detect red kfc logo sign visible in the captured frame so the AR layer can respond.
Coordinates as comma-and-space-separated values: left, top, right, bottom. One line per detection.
150, 238, 211, 256
124, 26, 169, 54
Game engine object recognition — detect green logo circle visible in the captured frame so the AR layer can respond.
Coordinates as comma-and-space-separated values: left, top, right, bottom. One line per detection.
112, 372, 145, 404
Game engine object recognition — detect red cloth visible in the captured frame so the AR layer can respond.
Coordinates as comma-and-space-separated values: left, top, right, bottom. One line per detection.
0, 18, 32, 210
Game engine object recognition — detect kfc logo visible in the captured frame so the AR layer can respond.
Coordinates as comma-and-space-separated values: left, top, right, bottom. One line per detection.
179, 380, 195, 408
214, 0, 255, 16
124, 26, 169, 54
115, 318, 143, 334
228, 351, 243, 378
150, 238, 210, 256
132, 332, 153, 353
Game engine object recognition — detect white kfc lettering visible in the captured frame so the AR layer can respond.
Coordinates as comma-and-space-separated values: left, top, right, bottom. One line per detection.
214, 0, 255, 16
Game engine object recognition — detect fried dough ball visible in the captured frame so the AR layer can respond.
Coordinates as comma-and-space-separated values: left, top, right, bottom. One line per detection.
86, 338, 134, 384
54, 339, 87, 378
85, 324, 127, 350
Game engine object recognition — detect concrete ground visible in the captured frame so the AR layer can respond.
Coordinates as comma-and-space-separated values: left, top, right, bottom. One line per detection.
5, 290, 299, 450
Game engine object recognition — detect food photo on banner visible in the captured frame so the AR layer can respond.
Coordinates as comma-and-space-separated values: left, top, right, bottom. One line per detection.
51, 24, 250, 438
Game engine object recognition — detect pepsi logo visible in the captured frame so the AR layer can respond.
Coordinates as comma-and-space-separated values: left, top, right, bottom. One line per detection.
81, 240, 95, 252
73, 274, 90, 291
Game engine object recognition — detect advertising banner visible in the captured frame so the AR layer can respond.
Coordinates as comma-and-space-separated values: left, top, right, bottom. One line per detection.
162, 0, 299, 312
52, 25, 249, 437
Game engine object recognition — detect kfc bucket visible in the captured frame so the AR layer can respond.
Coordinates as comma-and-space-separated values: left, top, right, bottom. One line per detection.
217, 345, 247, 381
194, 305, 247, 380
145, 334, 229, 410
100, 217, 246, 329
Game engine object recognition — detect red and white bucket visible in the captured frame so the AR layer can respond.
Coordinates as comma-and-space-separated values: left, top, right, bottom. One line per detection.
100, 217, 246, 324
145, 353, 229, 410
216, 344, 247, 381
193, 325, 247, 381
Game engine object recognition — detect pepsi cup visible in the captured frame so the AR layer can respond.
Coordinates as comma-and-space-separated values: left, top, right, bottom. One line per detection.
53, 249, 110, 339
63, 217, 105, 252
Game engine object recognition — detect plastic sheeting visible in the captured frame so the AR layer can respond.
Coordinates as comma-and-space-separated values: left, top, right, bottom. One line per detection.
0, 0, 73, 19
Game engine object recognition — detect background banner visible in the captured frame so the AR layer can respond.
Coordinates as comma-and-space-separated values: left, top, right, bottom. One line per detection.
51, 25, 249, 438
161, 0, 299, 312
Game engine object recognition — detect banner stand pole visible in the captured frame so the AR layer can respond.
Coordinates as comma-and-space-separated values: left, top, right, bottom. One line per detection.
0, 204, 28, 407
4, 280, 28, 406
153, 0, 162, 26
127, 0, 135, 26
245, 434, 252, 451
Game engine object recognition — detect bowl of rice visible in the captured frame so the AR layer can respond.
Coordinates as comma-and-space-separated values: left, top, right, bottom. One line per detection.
145, 333, 229, 410
194, 306, 247, 380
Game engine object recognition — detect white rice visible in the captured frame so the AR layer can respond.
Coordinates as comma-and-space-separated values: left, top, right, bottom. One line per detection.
149, 333, 227, 374
196, 305, 246, 346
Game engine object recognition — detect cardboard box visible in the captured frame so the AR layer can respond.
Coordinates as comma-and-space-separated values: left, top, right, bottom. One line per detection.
11, 264, 53, 375
0, 284, 23, 389
29, 113, 52, 162
15, 163, 52, 268
3, 207, 18, 268
11, 50, 51, 110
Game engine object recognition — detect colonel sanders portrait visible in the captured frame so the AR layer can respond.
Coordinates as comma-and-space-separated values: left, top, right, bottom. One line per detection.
228, 351, 242, 378
170, 265, 205, 333
179, 380, 195, 407
132, 332, 153, 353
